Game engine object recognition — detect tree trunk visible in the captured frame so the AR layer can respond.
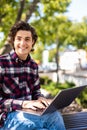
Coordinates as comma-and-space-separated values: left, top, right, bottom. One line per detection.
16, 0, 25, 22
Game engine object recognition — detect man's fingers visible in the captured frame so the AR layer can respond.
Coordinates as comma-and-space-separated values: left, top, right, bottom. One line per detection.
41, 100, 49, 107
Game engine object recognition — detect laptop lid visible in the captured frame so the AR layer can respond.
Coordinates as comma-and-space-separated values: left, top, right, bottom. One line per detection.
42, 85, 87, 115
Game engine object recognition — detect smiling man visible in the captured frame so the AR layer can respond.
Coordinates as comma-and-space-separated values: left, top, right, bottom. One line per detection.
0, 21, 66, 130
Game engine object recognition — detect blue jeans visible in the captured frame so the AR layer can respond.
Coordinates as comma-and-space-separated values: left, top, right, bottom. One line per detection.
0, 111, 66, 130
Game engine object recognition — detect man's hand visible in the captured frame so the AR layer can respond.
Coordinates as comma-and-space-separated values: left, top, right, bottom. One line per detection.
22, 97, 50, 111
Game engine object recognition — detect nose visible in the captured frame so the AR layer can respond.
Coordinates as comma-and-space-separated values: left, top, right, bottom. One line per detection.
20, 39, 25, 46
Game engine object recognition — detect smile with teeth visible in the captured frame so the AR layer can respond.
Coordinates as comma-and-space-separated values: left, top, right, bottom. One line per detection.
19, 47, 27, 50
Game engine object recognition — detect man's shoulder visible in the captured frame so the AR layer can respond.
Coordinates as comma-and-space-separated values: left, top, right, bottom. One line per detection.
0, 53, 9, 60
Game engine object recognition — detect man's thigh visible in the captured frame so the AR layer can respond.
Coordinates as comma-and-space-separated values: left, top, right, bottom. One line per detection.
1, 111, 41, 130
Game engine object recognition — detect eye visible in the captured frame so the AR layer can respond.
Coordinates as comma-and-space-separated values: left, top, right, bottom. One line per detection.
15, 36, 21, 41
25, 38, 31, 42
25, 38, 29, 42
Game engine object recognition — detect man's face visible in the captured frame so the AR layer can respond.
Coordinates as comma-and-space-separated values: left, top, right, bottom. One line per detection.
14, 30, 34, 60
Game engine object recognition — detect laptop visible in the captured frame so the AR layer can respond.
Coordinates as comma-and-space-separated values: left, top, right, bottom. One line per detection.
17, 85, 87, 116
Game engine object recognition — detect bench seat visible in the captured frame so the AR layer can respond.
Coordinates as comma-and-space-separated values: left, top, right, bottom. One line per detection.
62, 111, 87, 130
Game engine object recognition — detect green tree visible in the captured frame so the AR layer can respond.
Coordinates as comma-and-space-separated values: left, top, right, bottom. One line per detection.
0, 0, 71, 56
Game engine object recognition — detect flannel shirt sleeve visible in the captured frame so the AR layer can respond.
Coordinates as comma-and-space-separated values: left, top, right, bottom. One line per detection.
0, 94, 23, 113
0, 66, 23, 113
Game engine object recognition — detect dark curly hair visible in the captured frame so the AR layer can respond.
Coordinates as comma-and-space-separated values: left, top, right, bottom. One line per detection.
8, 21, 38, 51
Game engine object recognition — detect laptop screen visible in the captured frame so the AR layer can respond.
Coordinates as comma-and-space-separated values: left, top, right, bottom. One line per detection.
42, 85, 87, 115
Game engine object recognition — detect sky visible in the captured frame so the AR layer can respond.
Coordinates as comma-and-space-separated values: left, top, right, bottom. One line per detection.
65, 0, 87, 22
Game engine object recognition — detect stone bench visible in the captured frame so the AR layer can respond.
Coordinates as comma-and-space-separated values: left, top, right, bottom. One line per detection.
62, 111, 87, 130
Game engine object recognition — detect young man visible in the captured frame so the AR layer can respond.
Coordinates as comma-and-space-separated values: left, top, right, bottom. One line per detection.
0, 21, 66, 130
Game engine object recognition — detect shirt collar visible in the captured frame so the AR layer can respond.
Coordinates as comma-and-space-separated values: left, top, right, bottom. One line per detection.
10, 49, 30, 63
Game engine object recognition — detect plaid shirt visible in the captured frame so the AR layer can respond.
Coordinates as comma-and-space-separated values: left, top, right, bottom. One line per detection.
0, 50, 42, 127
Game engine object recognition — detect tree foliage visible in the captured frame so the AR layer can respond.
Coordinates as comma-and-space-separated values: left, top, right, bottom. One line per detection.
0, 0, 71, 37
0, 0, 71, 57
